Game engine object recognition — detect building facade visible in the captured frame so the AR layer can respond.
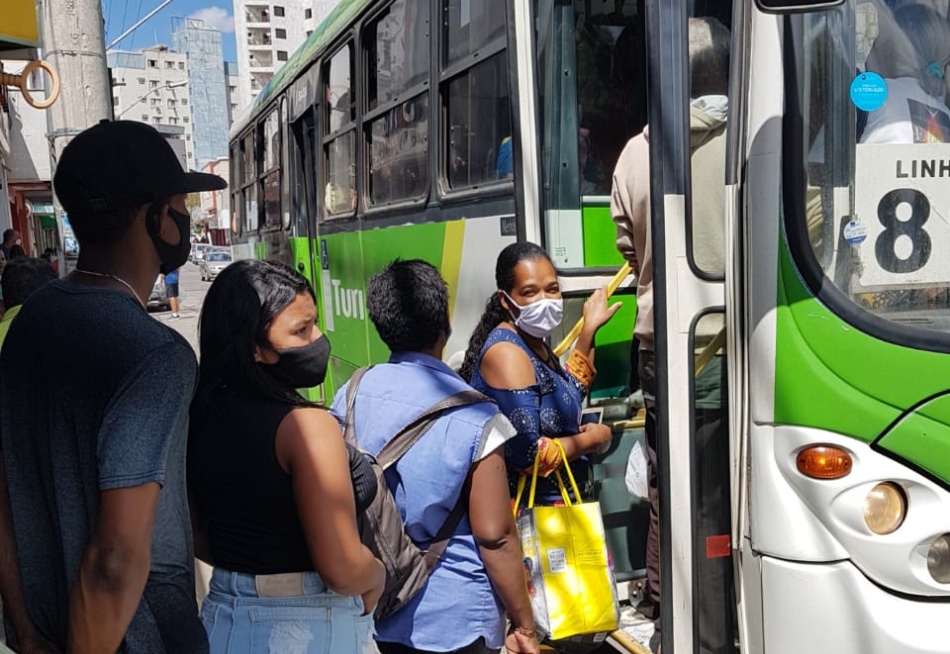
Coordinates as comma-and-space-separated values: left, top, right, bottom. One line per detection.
225, 61, 240, 123
108, 47, 194, 167
171, 18, 230, 171
199, 157, 230, 245
233, 0, 314, 110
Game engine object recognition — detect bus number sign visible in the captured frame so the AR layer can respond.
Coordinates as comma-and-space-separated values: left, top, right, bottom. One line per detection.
854, 144, 950, 290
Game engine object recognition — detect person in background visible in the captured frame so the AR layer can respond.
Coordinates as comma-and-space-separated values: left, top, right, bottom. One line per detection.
165, 267, 182, 320
40, 249, 59, 276
189, 259, 384, 654
0, 120, 225, 654
0, 258, 57, 350
332, 259, 539, 654
610, 16, 733, 654
6, 245, 25, 261
460, 242, 617, 504
862, 4, 950, 144
0, 231, 19, 260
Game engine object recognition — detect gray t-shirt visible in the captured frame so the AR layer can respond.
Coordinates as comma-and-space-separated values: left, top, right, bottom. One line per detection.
0, 280, 207, 653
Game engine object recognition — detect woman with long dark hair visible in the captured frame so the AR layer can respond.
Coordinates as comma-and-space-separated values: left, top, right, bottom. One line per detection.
189, 259, 383, 654
460, 242, 618, 502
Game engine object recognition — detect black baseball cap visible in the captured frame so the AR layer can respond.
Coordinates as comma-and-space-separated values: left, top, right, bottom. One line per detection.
53, 120, 227, 216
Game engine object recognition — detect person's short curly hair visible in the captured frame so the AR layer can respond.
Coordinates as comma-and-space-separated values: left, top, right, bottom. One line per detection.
367, 259, 449, 353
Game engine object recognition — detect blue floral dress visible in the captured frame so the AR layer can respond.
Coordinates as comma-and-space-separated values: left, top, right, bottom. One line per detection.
469, 328, 592, 504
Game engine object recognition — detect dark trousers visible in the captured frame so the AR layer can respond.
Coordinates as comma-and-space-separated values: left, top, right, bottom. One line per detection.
378, 638, 498, 654
637, 350, 737, 654
637, 351, 661, 626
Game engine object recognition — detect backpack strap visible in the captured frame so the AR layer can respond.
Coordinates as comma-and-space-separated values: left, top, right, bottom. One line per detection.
342, 366, 373, 447
422, 478, 470, 571
346, 375, 492, 570
375, 390, 492, 469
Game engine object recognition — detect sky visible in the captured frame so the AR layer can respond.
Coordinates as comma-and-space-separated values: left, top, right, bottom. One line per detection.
101, 0, 238, 62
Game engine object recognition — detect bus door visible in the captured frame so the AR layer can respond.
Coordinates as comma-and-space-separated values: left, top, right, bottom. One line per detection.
646, 0, 737, 652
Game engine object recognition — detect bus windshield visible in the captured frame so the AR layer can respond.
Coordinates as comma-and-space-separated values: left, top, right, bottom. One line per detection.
792, 1, 950, 337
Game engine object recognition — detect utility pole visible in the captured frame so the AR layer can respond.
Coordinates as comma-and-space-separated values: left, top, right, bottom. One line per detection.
41, 0, 113, 273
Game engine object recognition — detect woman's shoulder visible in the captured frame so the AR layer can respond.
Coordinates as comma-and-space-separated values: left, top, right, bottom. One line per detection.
279, 405, 340, 435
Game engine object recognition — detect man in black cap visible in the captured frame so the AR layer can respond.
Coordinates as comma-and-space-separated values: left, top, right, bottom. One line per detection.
0, 121, 225, 653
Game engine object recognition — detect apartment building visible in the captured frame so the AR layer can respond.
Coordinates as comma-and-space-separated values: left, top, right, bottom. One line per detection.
233, 0, 314, 109
108, 47, 195, 167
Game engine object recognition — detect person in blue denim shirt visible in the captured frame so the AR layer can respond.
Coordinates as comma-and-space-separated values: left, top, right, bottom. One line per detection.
332, 260, 539, 654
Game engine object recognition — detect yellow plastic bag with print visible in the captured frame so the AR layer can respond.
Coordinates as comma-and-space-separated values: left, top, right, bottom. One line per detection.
514, 440, 620, 641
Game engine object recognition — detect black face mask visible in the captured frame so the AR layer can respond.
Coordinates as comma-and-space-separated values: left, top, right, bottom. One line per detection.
148, 206, 192, 274
261, 334, 331, 389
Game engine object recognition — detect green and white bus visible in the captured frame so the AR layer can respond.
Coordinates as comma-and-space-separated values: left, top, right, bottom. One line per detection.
229, 0, 950, 651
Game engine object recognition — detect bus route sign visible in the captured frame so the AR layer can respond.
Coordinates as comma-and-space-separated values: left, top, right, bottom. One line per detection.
853, 144, 950, 290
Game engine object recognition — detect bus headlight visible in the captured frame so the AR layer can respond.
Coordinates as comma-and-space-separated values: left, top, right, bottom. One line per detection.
863, 482, 906, 535
928, 535, 950, 584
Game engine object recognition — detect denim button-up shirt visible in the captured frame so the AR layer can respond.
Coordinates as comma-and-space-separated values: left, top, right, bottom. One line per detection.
331, 351, 514, 651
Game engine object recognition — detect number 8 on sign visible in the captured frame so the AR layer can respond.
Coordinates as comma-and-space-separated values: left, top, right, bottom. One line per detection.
875, 188, 932, 274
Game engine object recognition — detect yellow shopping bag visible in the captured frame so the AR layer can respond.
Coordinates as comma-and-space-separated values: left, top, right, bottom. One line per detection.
514, 441, 620, 641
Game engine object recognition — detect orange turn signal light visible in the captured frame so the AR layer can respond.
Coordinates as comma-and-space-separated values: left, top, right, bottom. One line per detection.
796, 445, 853, 479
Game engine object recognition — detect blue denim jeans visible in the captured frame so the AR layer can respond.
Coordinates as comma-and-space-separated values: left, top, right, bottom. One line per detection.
200, 568, 378, 654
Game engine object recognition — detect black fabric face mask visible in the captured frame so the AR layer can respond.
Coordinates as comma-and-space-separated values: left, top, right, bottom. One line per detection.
262, 334, 331, 389
148, 206, 192, 274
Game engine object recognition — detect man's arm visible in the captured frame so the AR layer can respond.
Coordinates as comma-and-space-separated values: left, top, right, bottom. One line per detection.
67, 483, 159, 654
70, 341, 196, 654
0, 453, 59, 653
611, 180, 640, 270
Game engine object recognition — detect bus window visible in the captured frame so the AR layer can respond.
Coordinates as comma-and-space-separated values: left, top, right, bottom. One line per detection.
444, 0, 506, 69
792, 3, 950, 334
327, 46, 354, 134
365, 0, 430, 205
232, 191, 243, 238
245, 183, 259, 233
325, 44, 357, 217
242, 133, 255, 184
445, 52, 511, 189
280, 98, 291, 229
536, 0, 646, 268
262, 109, 282, 229
441, 0, 510, 191
326, 132, 356, 215
368, 97, 428, 204
262, 109, 280, 173
366, 0, 429, 111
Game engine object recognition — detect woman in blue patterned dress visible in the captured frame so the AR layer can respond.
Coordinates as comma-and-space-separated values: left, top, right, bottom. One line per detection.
460, 242, 619, 502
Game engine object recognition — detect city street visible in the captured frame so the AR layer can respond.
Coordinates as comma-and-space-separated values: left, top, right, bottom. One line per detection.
151, 258, 207, 352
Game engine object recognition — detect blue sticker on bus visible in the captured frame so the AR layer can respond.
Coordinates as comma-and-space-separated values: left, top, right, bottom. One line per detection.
850, 72, 887, 112
843, 220, 868, 245
320, 239, 329, 270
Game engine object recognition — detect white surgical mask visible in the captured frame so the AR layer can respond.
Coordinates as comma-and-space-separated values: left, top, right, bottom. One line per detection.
503, 291, 563, 339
